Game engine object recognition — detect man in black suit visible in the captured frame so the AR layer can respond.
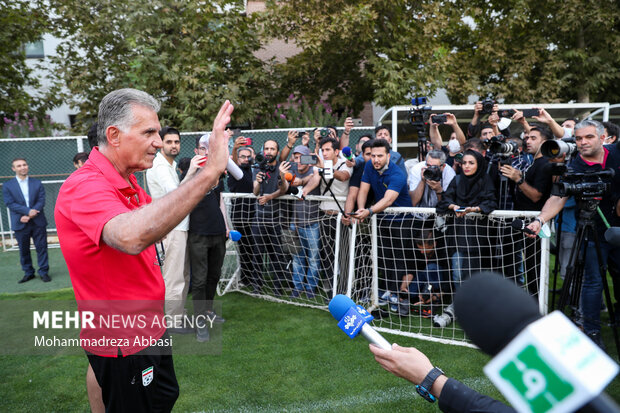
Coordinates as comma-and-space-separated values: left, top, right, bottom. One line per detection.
2, 158, 50, 283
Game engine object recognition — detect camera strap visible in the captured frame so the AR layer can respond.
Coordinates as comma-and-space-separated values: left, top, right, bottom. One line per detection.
321, 162, 346, 196
320, 174, 347, 216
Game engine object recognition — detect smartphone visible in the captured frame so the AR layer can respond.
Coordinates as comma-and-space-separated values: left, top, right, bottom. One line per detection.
455, 207, 467, 212
347, 212, 359, 216
497, 109, 516, 118
300, 154, 318, 165
522, 109, 540, 118
433, 114, 447, 124
241, 137, 252, 146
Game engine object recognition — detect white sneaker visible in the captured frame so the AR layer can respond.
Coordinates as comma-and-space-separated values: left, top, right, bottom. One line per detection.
433, 303, 454, 328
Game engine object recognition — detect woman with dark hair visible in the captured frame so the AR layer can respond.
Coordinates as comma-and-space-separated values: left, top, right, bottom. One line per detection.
437, 150, 497, 286
433, 150, 497, 327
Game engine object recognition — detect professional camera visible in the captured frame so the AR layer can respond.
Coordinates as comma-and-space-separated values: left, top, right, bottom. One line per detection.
489, 138, 518, 157
423, 165, 442, 181
252, 153, 276, 172
551, 169, 615, 199
319, 128, 331, 139
541, 137, 578, 159
408, 96, 432, 158
480, 98, 496, 115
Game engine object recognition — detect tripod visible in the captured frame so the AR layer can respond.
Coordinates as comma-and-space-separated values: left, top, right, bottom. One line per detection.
557, 197, 620, 358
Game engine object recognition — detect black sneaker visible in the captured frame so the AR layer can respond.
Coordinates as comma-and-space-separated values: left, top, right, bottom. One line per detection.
587, 331, 606, 351
196, 325, 210, 342
206, 311, 226, 324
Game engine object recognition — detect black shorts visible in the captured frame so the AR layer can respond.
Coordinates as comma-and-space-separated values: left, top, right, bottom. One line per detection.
87, 331, 179, 413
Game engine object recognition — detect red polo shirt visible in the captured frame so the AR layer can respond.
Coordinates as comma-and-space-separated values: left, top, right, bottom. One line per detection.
55, 148, 166, 356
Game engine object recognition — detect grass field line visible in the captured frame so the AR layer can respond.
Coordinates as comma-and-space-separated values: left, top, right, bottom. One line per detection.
197, 377, 491, 412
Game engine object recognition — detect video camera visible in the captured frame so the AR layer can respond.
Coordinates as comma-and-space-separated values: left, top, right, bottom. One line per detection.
551, 169, 615, 199
408, 96, 432, 158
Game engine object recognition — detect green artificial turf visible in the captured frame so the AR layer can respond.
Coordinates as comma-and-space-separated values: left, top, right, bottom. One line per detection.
1, 249, 619, 412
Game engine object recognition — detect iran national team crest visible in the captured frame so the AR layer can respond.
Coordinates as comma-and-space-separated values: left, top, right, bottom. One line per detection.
142, 366, 154, 387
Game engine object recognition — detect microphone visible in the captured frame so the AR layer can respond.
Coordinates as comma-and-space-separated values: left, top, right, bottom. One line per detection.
341, 146, 354, 161
604, 227, 620, 248
229, 230, 242, 242
510, 219, 537, 236
510, 218, 550, 238
328, 294, 392, 351
454, 273, 620, 413
198, 133, 244, 180
284, 172, 304, 199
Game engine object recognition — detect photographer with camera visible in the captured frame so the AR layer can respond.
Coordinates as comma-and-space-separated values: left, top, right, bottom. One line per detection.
499, 125, 554, 296
251, 139, 289, 295
527, 120, 620, 347
467, 99, 499, 139
228, 141, 261, 290
408, 150, 456, 208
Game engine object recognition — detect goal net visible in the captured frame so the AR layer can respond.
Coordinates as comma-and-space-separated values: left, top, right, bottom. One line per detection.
219, 193, 549, 347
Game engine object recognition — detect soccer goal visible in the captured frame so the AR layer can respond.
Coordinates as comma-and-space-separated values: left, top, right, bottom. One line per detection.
219, 193, 549, 347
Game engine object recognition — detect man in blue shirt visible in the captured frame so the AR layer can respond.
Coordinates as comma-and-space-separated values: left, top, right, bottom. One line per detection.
355, 139, 413, 296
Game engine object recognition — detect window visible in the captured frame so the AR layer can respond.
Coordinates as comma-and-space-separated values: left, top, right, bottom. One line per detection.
25, 41, 44, 59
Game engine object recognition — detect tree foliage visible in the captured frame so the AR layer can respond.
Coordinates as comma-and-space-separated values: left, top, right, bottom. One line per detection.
46, 0, 273, 131
0, 1, 51, 115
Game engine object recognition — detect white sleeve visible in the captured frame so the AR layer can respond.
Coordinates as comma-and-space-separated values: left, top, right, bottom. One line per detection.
408, 162, 423, 191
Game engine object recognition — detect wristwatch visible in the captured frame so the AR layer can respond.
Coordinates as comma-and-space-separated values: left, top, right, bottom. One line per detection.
516, 175, 525, 185
367, 207, 374, 217
416, 367, 444, 403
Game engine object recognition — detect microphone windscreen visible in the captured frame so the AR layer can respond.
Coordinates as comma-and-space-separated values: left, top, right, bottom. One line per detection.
510, 219, 525, 231
605, 227, 620, 248
329, 294, 356, 321
342, 146, 353, 158
284, 172, 294, 182
453, 272, 541, 356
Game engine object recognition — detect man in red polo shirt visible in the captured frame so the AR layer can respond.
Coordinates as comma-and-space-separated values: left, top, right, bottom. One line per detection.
55, 88, 234, 412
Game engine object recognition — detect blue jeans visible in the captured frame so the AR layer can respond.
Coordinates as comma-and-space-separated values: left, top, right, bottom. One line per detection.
581, 240, 614, 334
292, 223, 320, 292
407, 263, 442, 297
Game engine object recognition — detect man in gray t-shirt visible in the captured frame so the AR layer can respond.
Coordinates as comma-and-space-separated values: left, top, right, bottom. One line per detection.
281, 146, 321, 298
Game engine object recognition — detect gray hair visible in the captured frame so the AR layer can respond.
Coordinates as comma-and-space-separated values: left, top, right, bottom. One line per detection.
426, 149, 446, 165
574, 119, 605, 137
97, 88, 160, 146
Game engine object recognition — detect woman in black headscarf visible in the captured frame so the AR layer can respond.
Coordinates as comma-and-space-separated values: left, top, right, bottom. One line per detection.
436, 150, 497, 289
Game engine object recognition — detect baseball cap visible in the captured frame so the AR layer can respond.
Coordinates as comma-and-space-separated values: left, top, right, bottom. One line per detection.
293, 145, 310, 155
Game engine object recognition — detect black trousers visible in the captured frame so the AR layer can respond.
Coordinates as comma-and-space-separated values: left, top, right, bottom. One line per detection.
188, 232, 227, 315
87, 332, 178, 413
15, 222, 49, 277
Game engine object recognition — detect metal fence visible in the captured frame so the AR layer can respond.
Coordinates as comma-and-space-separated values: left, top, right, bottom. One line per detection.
0, 127, 375, 250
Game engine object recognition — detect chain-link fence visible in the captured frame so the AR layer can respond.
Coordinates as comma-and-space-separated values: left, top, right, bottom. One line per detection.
0, 127, 374, 250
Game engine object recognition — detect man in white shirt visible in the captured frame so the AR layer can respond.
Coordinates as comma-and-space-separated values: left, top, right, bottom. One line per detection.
146, 126, 191, 333
408, 150, 456, 208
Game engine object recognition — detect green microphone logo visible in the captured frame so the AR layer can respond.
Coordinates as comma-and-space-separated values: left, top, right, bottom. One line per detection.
500, 345, 574, 413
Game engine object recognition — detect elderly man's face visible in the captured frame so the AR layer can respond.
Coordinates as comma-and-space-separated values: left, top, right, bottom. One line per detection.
117, 105, 162, 172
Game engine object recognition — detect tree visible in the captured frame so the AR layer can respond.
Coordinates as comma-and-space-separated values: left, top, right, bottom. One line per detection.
0, 1, 51, 115
441, 0, 620, 104
259, 0, 460, 113
47, 0, 274, 132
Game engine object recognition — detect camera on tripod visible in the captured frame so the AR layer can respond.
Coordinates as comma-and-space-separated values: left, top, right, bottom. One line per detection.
408, 97, 432, 157
488, 135, 518, 158
551, 169, 615, 198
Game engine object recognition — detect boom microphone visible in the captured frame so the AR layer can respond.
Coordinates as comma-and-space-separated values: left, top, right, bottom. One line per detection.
454, 273, 620, 413
198, 133, 244, 180
341, 146, 354, 161
328, 294, 392, 351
